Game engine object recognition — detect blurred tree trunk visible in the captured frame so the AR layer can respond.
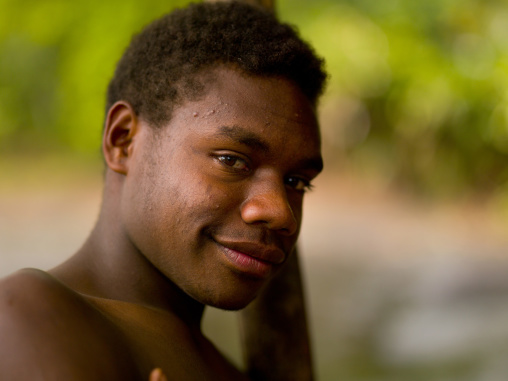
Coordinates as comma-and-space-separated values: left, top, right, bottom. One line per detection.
239, 251, 314, 381
204, 1, 314, 380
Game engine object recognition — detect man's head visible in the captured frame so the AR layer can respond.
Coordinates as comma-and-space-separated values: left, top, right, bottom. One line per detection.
106, 1, 327, 127
101, 2, 327, 311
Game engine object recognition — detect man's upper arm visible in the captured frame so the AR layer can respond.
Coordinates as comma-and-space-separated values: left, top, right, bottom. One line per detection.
0, 269, 138, 380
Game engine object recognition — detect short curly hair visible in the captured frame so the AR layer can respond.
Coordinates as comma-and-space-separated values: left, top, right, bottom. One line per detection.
106, 1, 327, 127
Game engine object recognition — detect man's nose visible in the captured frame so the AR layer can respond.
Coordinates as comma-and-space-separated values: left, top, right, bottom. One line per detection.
240, 179, 298, 236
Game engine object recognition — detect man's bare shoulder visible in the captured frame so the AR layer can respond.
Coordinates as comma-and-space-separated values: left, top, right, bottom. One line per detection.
0, 268, 139, 380
1, 268, 82, 312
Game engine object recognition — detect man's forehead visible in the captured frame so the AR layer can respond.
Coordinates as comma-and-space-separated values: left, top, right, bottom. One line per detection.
154, 67, 321, 156
185, 68, 318, 124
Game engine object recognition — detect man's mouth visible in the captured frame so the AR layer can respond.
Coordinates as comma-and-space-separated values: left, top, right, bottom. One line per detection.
213, 239, 286, 279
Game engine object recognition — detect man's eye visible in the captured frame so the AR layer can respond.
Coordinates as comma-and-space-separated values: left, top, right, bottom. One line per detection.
217, 155, 249, 171
285, 176, 313, 192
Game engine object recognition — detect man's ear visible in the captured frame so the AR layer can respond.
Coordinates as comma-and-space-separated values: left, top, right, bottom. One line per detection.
103, 101, 139, 175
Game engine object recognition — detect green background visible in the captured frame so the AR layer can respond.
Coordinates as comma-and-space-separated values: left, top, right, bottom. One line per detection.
2, 0, 508, 201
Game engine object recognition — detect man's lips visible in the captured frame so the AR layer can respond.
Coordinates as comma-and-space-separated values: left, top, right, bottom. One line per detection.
214, 240, 286, 265
213, 239, 286, 278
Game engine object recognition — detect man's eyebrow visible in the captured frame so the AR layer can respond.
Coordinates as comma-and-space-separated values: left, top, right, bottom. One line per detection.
217, 125, 323, 173
301, 156, 324, 174
217, 125, 269, 153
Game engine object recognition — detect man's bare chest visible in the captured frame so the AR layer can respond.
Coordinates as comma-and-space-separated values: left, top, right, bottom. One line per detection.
86, 297, 240, 380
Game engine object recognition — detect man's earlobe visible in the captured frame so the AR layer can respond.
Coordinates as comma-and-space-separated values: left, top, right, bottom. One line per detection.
103, 101, 138, 175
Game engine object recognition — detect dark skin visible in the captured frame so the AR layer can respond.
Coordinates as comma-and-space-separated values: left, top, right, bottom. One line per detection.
0, 67, 323, 380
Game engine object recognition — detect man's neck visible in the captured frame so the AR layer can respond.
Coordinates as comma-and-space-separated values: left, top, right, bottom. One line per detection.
50, 176, 205, 330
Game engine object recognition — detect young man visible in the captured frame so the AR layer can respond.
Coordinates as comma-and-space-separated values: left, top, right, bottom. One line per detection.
0, 2, 327, 380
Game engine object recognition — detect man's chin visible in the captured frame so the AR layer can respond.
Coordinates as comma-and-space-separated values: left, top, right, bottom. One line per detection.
204, 292, 260, 311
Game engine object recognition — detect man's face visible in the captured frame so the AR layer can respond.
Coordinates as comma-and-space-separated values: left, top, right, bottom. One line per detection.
121, 68, 323, 310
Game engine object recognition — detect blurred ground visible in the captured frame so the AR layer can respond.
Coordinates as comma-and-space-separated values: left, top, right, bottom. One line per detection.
2, 159, 508, 380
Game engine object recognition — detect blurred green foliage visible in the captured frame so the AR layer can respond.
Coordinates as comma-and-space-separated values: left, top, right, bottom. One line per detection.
281, 0, 508, 198
1, 0, 508, 198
